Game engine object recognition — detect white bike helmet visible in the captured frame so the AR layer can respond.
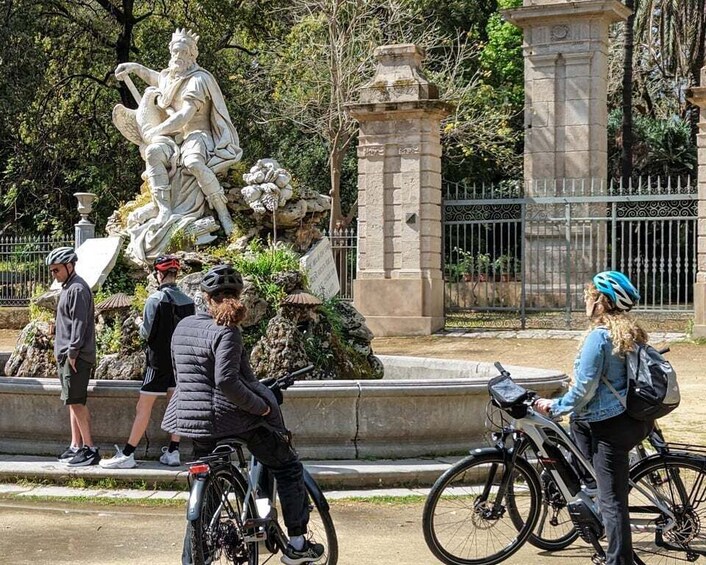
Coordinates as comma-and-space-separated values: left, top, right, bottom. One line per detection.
45, 246, 78, 266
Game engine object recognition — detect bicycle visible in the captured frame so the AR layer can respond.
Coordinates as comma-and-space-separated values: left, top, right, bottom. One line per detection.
185, 365, 338, 565
517, 346, 700, 554
422, 362, 706, 565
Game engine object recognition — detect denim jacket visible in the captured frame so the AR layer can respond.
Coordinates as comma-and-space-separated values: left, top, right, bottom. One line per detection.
550, 327, 627, 422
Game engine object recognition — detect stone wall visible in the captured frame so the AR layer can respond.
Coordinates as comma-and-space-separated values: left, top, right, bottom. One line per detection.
0, 356, 567, 459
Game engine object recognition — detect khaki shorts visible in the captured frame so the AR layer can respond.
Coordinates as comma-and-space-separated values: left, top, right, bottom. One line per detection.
58, 357, 94, 406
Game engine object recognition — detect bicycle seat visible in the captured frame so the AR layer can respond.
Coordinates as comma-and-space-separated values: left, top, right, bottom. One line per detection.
216, 437, 248, 448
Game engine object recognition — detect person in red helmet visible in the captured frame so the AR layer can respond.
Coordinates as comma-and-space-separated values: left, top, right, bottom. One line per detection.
100, 254, 195, 469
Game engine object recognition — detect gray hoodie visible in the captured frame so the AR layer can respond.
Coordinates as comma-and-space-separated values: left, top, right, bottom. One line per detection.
54, 273, 96, 364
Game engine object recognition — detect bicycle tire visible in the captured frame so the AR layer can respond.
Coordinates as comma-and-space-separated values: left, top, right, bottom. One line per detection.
629, 453, 706, 564
189, 468, 259, 565
514, 437, 580, 551
305, 479, 338, 565
266, 475, 339, 565
422, 451, 542, 565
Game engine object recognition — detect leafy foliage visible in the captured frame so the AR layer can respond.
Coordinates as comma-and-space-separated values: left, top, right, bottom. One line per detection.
608, 110, 697, 179
213, 240, 303, 304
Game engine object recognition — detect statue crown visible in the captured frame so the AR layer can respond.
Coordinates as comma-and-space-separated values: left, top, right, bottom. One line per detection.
171, 28, 200, 46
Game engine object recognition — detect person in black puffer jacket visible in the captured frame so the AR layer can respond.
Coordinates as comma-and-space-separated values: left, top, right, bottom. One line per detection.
162, 264, 324, 565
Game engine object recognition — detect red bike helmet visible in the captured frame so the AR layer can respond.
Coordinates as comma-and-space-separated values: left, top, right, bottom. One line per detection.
153, 254, 180, 273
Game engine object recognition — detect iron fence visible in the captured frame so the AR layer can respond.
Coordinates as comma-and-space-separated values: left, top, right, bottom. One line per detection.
444, 177, 697, 330
0, 236, 74, 305
326, 227, 357, 301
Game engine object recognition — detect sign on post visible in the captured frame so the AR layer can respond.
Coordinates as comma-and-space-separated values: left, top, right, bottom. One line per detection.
300, 237, 340, 300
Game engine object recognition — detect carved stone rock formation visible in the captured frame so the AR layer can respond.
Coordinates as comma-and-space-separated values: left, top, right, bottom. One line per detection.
4, 321, 57, 378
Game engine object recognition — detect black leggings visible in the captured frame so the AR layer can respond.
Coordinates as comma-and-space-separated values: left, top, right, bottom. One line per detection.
572, 413, 652, 565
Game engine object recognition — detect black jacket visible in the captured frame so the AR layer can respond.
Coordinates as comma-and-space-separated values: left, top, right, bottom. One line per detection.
161, 312, 283, 439
140, 284, 195, 376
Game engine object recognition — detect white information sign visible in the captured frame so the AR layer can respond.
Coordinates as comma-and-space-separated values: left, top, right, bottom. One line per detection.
51, 237, 123, 291
300, 237, 340, 299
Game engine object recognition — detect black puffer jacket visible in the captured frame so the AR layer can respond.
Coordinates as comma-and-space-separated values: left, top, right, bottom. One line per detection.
161, 312, 284, 439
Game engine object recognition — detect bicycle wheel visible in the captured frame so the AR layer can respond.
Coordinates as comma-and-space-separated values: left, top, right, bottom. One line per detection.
304, 478, 338, 565
190, 469, 259, 565
515, 437, 580, 551
264, 474, 338, 565
422, 451, 542, 565
629, 454, 706, 564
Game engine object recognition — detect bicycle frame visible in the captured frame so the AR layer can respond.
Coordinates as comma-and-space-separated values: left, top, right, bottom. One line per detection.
509, 408, 679, 535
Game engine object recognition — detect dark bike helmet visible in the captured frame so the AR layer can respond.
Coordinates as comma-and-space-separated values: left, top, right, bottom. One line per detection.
153, 254, 180, 273
45, 246, 78, 266
200, 264, 244, 295
592, 270, 640, 312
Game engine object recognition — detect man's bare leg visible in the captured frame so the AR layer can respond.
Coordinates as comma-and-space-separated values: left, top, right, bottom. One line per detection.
69, 409, 82, 447
69, 404, 94, 447
127, 394, 158, 447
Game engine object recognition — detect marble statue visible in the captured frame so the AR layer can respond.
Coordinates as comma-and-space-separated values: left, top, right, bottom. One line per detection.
241, 159, 294, 214
112, 28, 242, 264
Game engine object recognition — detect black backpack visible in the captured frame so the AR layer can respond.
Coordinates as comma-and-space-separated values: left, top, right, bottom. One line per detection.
603, 344, 680, 421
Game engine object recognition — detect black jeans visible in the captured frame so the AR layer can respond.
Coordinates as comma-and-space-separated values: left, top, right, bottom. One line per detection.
181, 426, 310, 565
587, 412, 652, 565
570, 417, 597, 490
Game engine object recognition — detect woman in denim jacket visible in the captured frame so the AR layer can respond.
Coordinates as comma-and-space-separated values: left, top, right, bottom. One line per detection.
535, 271, 652, 565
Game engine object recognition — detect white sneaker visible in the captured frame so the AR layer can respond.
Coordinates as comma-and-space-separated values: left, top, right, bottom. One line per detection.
160, 447, 181, 467
99, 445, 136, 469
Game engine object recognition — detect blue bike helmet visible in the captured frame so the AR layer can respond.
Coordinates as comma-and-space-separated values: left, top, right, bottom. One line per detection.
592, 271, 640, 312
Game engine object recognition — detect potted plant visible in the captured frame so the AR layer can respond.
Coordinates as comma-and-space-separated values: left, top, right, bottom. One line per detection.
474, 253, 491, 282
452, 247, 476, 282
493, 254, 514, 282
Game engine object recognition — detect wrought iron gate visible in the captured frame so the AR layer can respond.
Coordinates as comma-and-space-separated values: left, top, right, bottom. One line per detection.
443, 177, 697, 330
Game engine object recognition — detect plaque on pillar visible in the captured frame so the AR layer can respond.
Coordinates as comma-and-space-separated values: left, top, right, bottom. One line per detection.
300, 237, 340, 299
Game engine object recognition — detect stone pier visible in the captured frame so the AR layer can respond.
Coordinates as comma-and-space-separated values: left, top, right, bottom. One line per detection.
687, 73, 706, 337
348, 44, 450, 336
504, 0, 630, 291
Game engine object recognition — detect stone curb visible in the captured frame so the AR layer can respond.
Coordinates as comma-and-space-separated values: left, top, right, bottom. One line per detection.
0, 454, 463, 491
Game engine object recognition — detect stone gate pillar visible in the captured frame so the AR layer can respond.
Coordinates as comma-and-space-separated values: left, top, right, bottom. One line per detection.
505, 0, 630, 184
687, 76, 706, 338
504, 0, 630, 301
348, 44, 451, 336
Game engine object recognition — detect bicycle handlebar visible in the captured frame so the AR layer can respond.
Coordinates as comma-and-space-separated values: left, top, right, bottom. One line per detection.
261, 365, 315, 393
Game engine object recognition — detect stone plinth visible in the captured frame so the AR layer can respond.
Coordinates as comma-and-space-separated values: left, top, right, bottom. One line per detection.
686, 85, 706, 337
348, 44, 451, 336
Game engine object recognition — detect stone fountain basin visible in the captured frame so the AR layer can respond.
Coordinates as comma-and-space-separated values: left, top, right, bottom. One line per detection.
0, 355, 566, 459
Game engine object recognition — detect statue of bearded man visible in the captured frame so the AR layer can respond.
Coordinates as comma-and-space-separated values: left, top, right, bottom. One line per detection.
114, 29, 242, 262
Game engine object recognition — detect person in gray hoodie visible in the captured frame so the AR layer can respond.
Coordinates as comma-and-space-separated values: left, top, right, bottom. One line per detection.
163, 264, 324, 565
46, 247, 100, 467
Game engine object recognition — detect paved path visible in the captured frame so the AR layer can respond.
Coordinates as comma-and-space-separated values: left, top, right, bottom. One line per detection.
0, 496, 596, 565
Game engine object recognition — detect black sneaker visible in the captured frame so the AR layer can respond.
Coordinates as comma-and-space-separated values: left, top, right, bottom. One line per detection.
67, 447, 101, 467
58, 446, 79, 462
281, 540, 325, 564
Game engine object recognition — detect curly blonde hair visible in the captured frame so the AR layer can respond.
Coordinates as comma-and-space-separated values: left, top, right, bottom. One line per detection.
585, 284, 648, 355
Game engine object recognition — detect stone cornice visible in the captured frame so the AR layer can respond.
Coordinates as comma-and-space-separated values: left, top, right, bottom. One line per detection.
503, 0, 631, 28
347, 100, 453, 121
